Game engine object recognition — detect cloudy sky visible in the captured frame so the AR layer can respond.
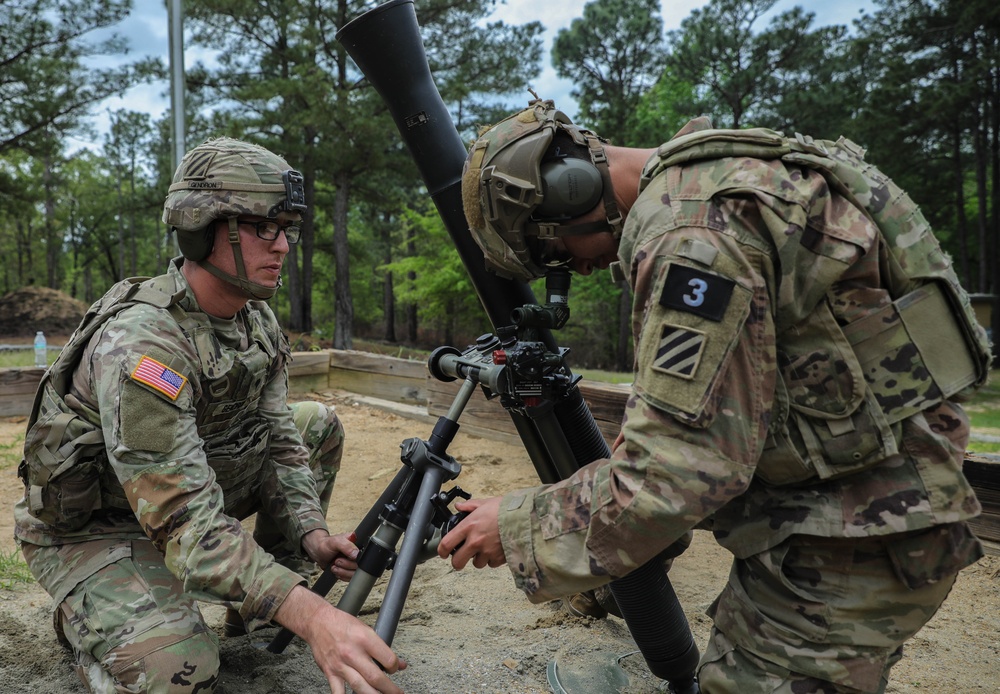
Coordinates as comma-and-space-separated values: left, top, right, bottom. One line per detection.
70, 0, 868, 153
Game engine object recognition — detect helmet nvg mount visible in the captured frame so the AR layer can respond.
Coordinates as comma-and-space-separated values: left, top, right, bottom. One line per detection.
162, 137, 307, 300
461, 97, 622, 281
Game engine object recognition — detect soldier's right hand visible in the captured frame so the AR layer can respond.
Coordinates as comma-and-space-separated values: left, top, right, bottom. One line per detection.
276, 584, 406, 694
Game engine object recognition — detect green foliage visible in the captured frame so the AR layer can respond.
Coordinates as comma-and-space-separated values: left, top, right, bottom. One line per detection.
966, 376, 1000, 454
1, 0, 999, 369
551, 271, 630, 370
844, 0, 1000, 295
420, 2, 544, 137
552, 0, 666, 140
383, 201, 486, 344
0, 0, 162, 157
631, 75, 700, 146
0, 427, 24, 470
664, 0, 848, 131
0, 549, 34, 591
179, 0, 544, 342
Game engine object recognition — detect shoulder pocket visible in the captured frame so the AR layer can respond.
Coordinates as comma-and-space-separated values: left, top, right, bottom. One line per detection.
634, 258, 753, 427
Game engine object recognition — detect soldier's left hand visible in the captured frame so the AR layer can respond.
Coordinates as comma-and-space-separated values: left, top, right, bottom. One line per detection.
302, 529, 360, 581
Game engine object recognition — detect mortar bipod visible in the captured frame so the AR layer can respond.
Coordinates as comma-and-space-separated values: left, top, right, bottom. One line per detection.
266, 375, 481, 653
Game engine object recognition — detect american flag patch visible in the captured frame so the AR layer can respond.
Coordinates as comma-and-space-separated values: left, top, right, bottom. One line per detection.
651, 324, 706, 380
131, 355, 187, 400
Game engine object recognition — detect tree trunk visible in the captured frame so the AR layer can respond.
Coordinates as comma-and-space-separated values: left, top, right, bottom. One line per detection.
286, 243, 303, 331
300, 170, 315, 335
406, 230, 417, 342
128, 154, 137, 276
991, 60, 1000, 360
17, 220, 29, 285
43, 156, 58, 288
381, 212, 396, 343
333, 172, 353, 350
975, 114, 989, 293
952, 119, 970, 286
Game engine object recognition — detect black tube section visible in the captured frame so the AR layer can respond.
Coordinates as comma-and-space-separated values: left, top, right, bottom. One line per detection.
336, 0, 539, 338
609, 560, 701, 692
552, 388, 614, 468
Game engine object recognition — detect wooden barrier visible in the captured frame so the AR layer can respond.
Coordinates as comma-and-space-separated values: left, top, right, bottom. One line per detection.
2, 350, 998, 553
0, 368, 41, 417
965, 453, 1000, 556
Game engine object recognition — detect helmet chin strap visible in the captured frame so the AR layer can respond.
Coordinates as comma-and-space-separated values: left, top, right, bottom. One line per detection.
198, 217, 280, 301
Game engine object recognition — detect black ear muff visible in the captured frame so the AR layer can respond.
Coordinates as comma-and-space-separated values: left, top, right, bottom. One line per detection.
175, 226, 216, 261
537, 158, 603, 219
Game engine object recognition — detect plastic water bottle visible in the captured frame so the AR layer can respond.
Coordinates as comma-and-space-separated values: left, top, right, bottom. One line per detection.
33, 331, 47, 368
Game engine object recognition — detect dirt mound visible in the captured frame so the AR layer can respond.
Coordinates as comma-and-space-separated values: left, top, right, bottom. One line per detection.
0, 286, 88, 339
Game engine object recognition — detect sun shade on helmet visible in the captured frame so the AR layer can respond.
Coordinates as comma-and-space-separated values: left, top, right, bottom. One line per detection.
162, 137, 307, 300
461, 98, 622, 281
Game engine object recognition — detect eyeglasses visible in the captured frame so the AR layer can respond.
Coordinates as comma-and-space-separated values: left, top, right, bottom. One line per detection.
239, 219, 301, 244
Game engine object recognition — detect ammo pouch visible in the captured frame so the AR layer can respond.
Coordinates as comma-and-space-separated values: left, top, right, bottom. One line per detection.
759, 281, 984, 486
19, 394, 107, 532
207, 418, 271, 515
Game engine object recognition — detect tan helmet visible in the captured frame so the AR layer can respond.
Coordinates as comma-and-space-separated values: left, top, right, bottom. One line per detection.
162, 137, 306, 299
461, 98, 622, 281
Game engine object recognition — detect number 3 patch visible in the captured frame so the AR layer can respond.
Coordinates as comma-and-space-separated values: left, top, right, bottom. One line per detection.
659, 265, 735, 322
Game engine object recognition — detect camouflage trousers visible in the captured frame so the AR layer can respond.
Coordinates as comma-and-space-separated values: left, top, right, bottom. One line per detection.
699, 522, 982, 693
21, 401, 344, 694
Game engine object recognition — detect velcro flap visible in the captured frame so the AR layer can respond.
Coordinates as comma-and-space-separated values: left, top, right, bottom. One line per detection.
898, 283, 978, 396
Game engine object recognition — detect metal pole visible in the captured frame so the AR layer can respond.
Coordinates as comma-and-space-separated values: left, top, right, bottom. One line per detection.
167, 0, 185, 256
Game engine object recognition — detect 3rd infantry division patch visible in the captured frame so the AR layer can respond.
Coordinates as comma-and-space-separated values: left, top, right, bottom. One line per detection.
651, 324, 706, 380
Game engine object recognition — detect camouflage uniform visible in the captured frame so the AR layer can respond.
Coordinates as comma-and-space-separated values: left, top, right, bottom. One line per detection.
15, 260, 344, 693
493, 117, 989, 692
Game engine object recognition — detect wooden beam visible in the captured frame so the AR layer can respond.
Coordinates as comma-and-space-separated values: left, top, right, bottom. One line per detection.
286, 350, 332, 378
963, 453, 1000, 555
325, 349, 426, 405
0, 368, 42, 417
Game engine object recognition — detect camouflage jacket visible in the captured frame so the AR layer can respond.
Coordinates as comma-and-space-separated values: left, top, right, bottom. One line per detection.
15, 259, 326, 619
497, 118, 985, 603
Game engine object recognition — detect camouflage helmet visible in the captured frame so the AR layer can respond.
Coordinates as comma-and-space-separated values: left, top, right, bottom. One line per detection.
461, 98, 623, 281
162, 137, 306, 261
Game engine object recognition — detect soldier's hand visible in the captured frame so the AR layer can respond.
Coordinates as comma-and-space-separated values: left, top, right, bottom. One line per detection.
612, 430, 625, 452
437, 496, 506, 570
276, 585, 406, 694
302, 529, 360, 582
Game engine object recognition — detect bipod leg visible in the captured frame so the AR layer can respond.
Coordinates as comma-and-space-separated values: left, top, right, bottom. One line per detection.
266, 466, 411, 653
266, 376, 477, 653
373, 462, 446, 645
371, 377, 477, 644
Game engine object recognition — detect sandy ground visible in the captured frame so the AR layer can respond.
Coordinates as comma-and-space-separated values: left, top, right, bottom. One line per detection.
0, 389, 998, 694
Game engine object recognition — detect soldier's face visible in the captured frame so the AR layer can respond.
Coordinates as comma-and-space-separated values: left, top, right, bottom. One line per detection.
210, 211, 299, 288
542, 232, 618, 276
